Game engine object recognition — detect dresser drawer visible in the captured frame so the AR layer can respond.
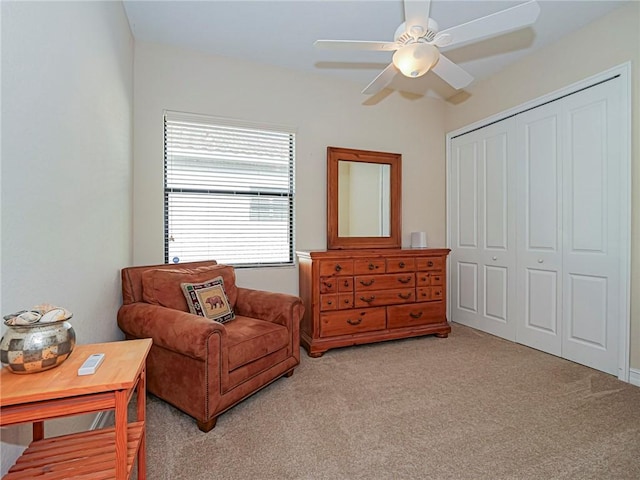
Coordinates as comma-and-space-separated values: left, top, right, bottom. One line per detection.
386, 257, 416, 273
355, 288, 415, 308
320, 276, 338, 294
387, 302, 446, 329
416, 286, 444, 302
319, 260, 354, 276
320, 307, 386, 338
416, 272, 444, 286
338, 294, 353, 309
320, 293, 353, 310
416, 256, 444, 271
353, 259, 385, 275
338, 277, 354, 292
320, 294, 338, 311
355, 273, 415, 291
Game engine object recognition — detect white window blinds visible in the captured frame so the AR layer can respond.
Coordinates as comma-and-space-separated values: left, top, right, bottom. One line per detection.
164, 111, 295, 267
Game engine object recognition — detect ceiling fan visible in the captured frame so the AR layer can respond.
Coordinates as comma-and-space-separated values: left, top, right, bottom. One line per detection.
315, 0, 541, 95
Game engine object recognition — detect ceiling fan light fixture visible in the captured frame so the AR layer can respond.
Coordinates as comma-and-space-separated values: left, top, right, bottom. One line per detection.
392, 43, 439, 78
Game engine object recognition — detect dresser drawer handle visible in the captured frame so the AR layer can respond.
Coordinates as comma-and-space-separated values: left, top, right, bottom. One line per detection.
334, 264, 342, 272
324, 282, 333, 289
368, 263, 376, 270
327, 300, 333, 305
359, 279, 375, 286
398, 293, 412, 300
344, 280, 351, 287
398, 276, 412, 284
398, 262, 406, 268
427, 261, 434, 267
410, 311, 423, 319
347, 318, 362, 326
360, 296, 375, 303
344, 299, 351, 304
434, 290, 441, 296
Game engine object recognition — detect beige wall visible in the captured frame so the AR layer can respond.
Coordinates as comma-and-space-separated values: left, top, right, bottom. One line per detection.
0, 1, 134, 474
445, 2, 640, 369
132, 41, 447, 293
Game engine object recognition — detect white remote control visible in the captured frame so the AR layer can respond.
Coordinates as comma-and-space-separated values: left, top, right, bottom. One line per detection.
78, 353, 105, 376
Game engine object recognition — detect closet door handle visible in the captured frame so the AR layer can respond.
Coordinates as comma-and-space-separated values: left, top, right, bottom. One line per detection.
538, 259, 544, 264
492, 256, 497, 261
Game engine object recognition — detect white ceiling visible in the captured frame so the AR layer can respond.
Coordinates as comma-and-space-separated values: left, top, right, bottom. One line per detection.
123, 0, 628, 98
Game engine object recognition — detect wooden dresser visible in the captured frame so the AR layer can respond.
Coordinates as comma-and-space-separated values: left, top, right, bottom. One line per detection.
297, 248, 451, 357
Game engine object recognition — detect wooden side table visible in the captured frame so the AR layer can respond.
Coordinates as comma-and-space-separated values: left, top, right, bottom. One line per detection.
0, 338, 152, 479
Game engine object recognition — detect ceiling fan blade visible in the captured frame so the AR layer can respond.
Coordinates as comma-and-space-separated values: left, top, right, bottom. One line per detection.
314, 40, 399, 51
404, 0, 432, 38
431, 54, 474, 90
437, 0, 540, 49
362, 63, 398, 95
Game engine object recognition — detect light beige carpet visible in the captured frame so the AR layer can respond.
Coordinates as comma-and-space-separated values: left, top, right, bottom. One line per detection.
140, 324, 640, 479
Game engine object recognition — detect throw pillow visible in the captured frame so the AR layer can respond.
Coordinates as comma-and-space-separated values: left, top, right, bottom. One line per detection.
181, 276, 236, 323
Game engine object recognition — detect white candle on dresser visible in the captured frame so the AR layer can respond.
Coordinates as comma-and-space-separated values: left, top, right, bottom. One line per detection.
411, 231, 428, 248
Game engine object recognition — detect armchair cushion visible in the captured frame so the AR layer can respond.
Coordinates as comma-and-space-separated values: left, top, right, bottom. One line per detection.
181, 276, 235, 323
142, 264, 238, 311
225, 316, 289, 370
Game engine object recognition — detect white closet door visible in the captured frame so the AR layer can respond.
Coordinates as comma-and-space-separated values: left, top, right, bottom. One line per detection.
514, 79, 622, 373
560, 79, 621, 375
448, 71, 628, 377
515, 103, 563, 356
450, 119, 517, 339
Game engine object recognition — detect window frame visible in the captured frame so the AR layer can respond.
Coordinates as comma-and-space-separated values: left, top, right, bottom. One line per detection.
163, 110, 296, 268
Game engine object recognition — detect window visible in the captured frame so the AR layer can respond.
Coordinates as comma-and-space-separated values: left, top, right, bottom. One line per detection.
164, 111, 295, 267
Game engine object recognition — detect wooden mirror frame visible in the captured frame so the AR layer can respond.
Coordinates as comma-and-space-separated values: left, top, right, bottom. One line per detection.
327, 146, 401, 250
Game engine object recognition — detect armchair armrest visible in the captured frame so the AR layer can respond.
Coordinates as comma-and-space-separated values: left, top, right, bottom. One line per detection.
234, 288, 305, 327
117, 303, 226, 361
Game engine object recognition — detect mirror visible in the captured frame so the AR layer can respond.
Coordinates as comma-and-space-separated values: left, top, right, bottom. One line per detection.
327, 147, 401, 249
338, 161, 391, 237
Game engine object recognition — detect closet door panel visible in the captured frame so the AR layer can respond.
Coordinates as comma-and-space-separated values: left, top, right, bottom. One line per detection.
484, 135, 508, 250
567, 274, 607, 346
451, 137, 482, 328
525, 269, 558, 334
516, 104, 562, 356
524, 115, 560, 251
485, 265, 508, 322
457, 262, 478, 313
458, 143, 478, 248
482, 130, 513, 329
561, 79, 621, 375
450, 119, 516, 339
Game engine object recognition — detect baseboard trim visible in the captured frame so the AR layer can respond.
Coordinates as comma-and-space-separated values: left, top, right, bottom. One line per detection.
629, 368, 640, 387
90, 411, 114, 430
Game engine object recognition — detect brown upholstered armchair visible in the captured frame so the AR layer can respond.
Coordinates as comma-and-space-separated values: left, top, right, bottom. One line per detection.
117, 260, 304, 432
